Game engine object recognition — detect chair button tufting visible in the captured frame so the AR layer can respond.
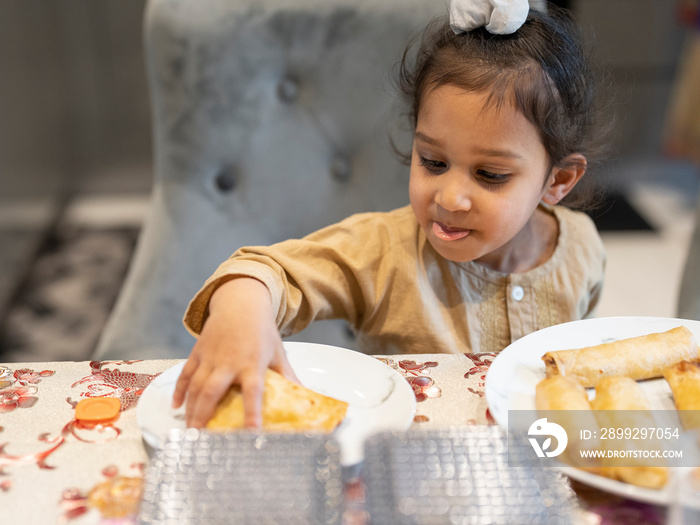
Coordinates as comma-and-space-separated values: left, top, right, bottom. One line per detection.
330, 154, 352, 182
277, 76, 299, 103
215, 167, 237, 192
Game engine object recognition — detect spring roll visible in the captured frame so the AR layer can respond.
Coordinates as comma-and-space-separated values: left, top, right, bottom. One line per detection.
591, 376, 668, 489
664, 360, 700, 430
536, 375, 592, 412
535, 376, 602, 472
542, 326, 698, 388
591, 376, 650, 412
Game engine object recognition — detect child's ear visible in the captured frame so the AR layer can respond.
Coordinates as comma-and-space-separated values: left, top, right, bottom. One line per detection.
542, 154, 587, 205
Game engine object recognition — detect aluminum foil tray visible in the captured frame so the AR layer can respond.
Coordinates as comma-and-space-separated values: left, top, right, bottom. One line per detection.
138, 429, 344, 525
363, 426, 578, 525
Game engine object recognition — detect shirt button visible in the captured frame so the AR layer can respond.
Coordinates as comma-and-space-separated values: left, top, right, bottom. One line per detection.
511, 286, 524, 301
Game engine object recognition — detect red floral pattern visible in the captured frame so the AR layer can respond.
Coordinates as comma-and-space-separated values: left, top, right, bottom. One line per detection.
0, 366, 60, 479
0, 361, 158, 496
375, 358, 442, 403
463, 353, 496, 424
398, 360, 439, 376
404, 376, 441, 402
377, 354, 497, 424
1, 357, 669, 524
0, 416, 123, 479
0, 367, 54, 414
375, 357, 442, 423
68, 360, 159, 411
463, 353, 495, 399
463, 353, 495, 381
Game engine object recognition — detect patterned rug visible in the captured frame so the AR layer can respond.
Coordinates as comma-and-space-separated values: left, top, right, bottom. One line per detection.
0, 226, 139, 363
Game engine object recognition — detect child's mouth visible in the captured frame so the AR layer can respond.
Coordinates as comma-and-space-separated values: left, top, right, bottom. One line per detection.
432, 221, 470, 241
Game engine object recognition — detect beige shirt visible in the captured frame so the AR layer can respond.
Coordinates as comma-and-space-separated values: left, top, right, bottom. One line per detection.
184, 204, 605, 355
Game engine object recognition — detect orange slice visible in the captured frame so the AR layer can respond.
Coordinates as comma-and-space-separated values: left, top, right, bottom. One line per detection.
75, 397, 121, 424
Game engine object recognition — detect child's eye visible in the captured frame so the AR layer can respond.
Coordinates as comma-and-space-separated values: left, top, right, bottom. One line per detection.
418, 156, 447, 174
476, 169, 509, 184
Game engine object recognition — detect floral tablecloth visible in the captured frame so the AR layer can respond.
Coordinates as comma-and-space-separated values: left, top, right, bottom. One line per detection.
0, 355, 666, 524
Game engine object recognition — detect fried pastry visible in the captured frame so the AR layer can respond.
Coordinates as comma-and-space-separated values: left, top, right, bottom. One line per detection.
535, 375, 602, 472
664, 359, 700, 429
206, 369, 348, 432
590, 376, 668, 490
542, 326, 698, 388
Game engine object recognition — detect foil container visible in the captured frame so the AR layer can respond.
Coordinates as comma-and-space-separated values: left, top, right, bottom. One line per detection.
362, 426, 578, 525
138, 429, 344, 525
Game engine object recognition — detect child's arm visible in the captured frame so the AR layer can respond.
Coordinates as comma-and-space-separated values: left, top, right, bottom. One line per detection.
171, 277, 298, 428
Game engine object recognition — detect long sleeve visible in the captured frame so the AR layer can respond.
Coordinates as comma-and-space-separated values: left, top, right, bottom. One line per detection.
183, 207, 417, 339
183, 204, 606, 356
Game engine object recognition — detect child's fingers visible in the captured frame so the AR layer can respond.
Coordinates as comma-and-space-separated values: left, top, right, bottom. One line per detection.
270, 343, 300, 385
240, 371, 265, 429
185, 366, 235, 428
278, 361, 300, 385
172, 356, 199, 409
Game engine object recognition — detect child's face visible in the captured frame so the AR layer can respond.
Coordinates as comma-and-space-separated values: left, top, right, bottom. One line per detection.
409, 84, 555, 270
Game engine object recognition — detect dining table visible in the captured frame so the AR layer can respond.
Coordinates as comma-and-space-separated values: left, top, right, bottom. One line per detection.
0, 353, 668, 524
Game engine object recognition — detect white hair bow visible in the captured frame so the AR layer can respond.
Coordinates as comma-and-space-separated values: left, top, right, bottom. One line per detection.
450, 0, 547, 35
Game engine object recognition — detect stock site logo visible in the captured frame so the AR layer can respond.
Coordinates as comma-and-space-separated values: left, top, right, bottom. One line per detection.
528, 418, 568, 458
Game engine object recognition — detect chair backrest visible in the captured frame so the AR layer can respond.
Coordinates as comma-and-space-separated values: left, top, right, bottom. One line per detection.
93, 0, 444, 360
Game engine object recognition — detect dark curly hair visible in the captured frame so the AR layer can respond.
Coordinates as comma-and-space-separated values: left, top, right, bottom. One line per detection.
394, 6, 612, 209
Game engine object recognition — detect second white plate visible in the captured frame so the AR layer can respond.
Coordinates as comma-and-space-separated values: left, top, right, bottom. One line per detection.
137, 341, 417, 466
485, 316, 700, 505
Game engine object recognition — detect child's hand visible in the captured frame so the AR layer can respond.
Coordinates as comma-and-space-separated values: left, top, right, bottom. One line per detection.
171, 277, 298, 428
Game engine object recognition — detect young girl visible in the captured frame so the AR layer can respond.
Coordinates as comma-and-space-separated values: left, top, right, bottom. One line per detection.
173, 6, 607, 428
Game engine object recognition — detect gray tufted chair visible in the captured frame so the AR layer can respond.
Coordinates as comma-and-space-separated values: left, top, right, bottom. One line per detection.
92, 0, 444, 360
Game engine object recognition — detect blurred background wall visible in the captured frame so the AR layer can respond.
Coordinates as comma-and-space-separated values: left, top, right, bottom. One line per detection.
580, 0, 686, 156
0, 0, 152, 320
0, 0, 696, 360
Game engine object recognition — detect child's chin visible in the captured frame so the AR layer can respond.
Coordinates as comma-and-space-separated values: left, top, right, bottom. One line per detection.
428, 241, 476, 264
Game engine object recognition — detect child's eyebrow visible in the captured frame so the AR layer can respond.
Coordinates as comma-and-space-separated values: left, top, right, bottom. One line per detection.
415, 131, 524, 160
471, 146, 524, 160
414, 131, 442, 147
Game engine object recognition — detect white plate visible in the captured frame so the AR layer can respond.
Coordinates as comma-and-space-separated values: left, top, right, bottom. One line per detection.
137, 341, 416, 466
485, 316, 700, 505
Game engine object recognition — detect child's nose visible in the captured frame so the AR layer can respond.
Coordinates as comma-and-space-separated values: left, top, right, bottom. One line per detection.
435, 175, 472, 212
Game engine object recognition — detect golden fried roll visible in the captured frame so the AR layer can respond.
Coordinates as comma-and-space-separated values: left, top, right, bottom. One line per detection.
535, 376, 602, 472
591, 376, 668, 489
542, 326, 698, 388
664, 360, 700, 429
535, 375, 591, 411
206, 369, 348, 433
591, 376, 650, 412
